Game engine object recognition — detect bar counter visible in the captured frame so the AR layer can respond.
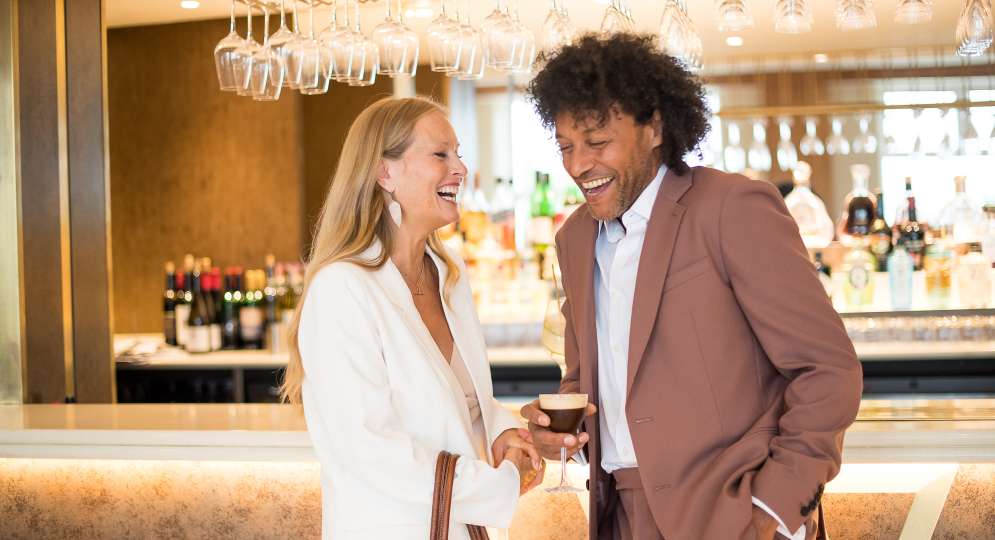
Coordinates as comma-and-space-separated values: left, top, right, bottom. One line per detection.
3, 400, 995, 539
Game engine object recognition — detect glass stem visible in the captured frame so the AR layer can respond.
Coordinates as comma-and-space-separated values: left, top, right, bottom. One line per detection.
263, 8, 270, 46
559, 447, 569, 486
229, 0, 236, 33
279, 0, 286, 28
246, 7, 253, 41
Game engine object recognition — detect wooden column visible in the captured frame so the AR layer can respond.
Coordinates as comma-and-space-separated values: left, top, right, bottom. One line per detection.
0, 0, 24, 404
66, 0, 113, 403
18, 0, 75, 404
14, 0, 114, 403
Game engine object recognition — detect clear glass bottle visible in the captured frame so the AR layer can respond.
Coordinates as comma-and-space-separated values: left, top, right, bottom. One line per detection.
837, 163, 876, 247
956, 242, 992, 308
935, 176, 985, 246
924, 243, 953, 308
841, 246, 876, 309
888, 245, 915, 310
784, 161, 834, 249
983, 205, 995, 265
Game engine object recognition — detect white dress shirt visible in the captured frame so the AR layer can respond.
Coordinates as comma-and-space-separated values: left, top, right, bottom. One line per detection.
593, 166, 804, 540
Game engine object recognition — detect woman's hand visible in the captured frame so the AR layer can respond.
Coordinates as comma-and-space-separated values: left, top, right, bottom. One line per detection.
493, 428, 545, 494
504, 447, 546, 494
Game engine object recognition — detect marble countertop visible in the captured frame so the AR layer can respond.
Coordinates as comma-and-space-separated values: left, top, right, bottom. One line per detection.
2, 398, 994, 463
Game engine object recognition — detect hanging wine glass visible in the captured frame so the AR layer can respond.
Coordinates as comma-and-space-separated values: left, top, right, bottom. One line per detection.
895, 0, 933, 24
748, 119, 773, 172
956, 0, 994, 57
775, 0, 813, 34
250, 6, 285, 101
776, 118, 799, 171
268, 0, 298, 88
292, 1, 332, 95
232, 6, 262, 97
601, 0, 628, 35
826, 117, 850, 155
283, 0, 308, 89
724, 122, 747, 173
347, 0, 378, 87
454, 3, 485, 80
717, 0, 754, 32
540, 0, 577, 56
481, 0, 517, 72
373, 0, 420, 77
799, 117, 825, 156
510, 1, 537, 74
851, 114, 878, 154
960, 108, 980, 154
428, 0, 461, 73
214, 0, 247, 92
836, 0, 878, 31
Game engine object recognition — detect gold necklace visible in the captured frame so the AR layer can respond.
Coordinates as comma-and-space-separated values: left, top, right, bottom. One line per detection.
400, 256, 428, 296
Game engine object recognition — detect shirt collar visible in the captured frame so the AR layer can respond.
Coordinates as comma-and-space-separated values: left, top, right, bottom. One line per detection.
599, 165, 667, 244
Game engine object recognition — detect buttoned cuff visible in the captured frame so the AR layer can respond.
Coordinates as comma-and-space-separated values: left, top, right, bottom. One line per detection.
752, 497, 806, 540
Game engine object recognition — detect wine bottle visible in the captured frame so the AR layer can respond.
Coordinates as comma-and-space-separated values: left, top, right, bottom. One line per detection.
221, 268, 242, 349
531, 172, 555, 280
868, 190, 893, 272
239, 269, 265, 349
163, 261, 178, 347
174, 254, 195, 349
186, 265, 212, 354
204, 269, 222, 351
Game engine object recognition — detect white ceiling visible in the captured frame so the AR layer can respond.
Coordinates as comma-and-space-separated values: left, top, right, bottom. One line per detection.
107, 0, 983, 64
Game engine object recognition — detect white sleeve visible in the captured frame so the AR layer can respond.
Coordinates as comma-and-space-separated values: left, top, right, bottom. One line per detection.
300, 266, 520, 528
752, 497, 806, 540
487, 397, 525, 448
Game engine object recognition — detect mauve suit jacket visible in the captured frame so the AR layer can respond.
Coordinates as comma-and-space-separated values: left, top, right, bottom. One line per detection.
554, 165, 863, 540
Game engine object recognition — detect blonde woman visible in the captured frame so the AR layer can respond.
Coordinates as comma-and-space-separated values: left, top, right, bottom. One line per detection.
281, 96, 543, 540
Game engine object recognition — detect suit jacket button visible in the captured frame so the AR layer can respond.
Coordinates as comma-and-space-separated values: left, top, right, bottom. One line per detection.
586, 479, 590, 491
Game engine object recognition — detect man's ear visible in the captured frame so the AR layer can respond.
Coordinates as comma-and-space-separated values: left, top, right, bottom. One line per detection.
375, 160, 394, 192
649, 110, 664, 149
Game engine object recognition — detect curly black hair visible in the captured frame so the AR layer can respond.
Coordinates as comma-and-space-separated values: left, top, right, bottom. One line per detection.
528, 33, 710, 175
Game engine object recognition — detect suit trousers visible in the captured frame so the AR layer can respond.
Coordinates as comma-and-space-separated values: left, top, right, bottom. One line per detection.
603, 468, 665, 540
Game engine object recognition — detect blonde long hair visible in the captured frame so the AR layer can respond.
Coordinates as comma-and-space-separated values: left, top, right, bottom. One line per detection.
280, 96, 461, 404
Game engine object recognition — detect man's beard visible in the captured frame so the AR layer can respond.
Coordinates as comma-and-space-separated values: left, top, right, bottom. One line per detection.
594, 155, 659, 221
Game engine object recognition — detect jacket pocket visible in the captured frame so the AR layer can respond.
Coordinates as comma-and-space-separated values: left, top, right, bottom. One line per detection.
663, 256, 714, 294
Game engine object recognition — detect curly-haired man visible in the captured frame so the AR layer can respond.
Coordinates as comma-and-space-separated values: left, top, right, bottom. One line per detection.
520, 34, 862, 540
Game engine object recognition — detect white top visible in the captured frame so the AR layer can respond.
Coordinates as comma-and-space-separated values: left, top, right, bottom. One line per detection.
298, 242, 523, 540
450, 346, 488, 461
593, 167, 803, 540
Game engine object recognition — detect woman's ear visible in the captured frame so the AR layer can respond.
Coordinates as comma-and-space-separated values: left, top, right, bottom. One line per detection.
375, 160, 394, 192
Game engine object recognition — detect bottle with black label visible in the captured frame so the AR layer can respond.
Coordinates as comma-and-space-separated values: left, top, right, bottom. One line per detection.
868, 190, 893, 271
239, 269, 265, 349
174, 254, 195, 349
163, 261, 178, 346
221, 268, 242, 349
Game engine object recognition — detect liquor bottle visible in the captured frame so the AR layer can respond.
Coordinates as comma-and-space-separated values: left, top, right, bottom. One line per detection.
530, 172, 556, 280
175, 254, 195, 349
888, 245, 915, 310
983, 205, 995, 265
221, 268, 241, 350
935, 175, 985, 246
557, 182, 584, 231
783, 161, 834, 249
163, 261, 178, 347
837, 164, 875, 246
841, 247, 876, 309
186, 265, 212, 354
813, 252, 833, 297
205, 269, 222, 351
924, 243, 953, 308
892, 177, 913, 230
459, 173, 490, 247
239, 269, 265, 349
868, 190, 892, 272
956, 242, 992, 308
897, 188, 927, 270
264, 254, 278, 332
491, 177, 517, 252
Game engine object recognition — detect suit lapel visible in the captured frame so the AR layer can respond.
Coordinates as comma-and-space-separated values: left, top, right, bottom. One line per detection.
626, 167, 693, 396
567, 211, 600, 398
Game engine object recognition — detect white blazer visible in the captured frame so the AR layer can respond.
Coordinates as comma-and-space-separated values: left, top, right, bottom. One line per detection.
299, 241, 523, 540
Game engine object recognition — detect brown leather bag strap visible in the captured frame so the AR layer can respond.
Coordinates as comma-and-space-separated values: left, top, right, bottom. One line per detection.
816, 502, 829, 540
431, 451, 490, 540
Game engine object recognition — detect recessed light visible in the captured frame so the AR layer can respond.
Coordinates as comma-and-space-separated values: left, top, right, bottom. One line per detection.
725, 36, 744, 47
814, 53, 829, 63
180, 0, 199, 9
